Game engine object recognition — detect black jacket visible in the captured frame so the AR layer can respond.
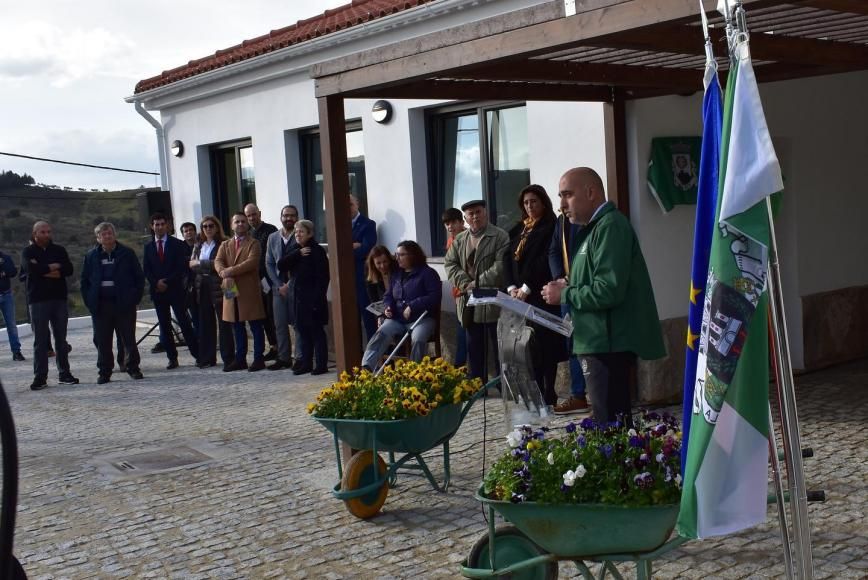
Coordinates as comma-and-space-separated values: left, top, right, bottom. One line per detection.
21, 242, 73, 304
0, 251, 16, 293
503, 213, 559, 314
278, 241, 330, 326
80, 242, 145, 313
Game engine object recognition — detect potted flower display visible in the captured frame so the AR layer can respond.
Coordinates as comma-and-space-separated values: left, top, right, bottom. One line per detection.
478, 413, 683, 558
308, 358, 486, 519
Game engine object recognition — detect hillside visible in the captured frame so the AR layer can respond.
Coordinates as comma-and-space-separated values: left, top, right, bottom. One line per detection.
0, 185, 157, 324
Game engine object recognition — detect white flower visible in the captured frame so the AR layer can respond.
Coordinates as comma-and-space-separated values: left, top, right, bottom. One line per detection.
666, 429, 676, 438
640, 453, 648, 462
546, 452, 555, 465
675, 474, 683, 489
506, 429, 523, 448
656, 453, 665, 463
575, 464, 587, 478
628, 429, 638, 437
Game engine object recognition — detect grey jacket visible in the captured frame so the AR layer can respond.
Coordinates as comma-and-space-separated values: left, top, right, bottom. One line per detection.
265, 229, 299, 289
444, 223, 509, 325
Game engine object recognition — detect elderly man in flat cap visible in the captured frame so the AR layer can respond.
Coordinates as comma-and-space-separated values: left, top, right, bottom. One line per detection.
444, 199, 509, 381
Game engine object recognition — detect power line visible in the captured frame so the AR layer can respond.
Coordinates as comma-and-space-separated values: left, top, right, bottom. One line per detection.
0, 151, 159, 176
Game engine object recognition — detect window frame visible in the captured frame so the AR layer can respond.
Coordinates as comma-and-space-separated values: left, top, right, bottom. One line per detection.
209, 139, 256, 230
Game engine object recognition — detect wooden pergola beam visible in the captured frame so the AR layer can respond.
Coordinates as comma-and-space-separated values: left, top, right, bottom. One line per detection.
346, 79, 616, 102
317, 95, 362, 374
313, 0, 784, 96
796, 0, 868, 16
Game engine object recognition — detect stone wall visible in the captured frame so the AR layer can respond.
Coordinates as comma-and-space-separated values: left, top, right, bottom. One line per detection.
802, 285, 868, 370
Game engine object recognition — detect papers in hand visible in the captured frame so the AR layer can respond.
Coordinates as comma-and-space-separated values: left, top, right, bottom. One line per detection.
366, 300, 386, 317
260, 276, 271, 294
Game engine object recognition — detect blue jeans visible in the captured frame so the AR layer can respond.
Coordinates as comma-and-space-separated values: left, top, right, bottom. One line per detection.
361, 317, 436, 369
232, 319, 264, 362
0, 290, 21, 353
562, 304, 586, 398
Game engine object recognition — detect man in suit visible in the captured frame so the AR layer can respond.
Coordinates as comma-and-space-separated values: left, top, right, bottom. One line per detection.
244, 203, 279, 361
143, 212, 199, 369
350, 194, 377, 341
215, 213, 267, 372
265, 204, 299, 371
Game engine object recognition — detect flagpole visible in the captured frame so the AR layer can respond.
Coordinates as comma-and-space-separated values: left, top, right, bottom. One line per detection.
765, 197, 814, 579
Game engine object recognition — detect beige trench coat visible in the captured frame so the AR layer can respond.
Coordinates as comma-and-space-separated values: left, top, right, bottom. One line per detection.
214, 237, 265, 322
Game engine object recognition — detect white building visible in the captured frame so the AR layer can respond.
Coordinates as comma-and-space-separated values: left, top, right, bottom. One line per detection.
127, 0, 868, 400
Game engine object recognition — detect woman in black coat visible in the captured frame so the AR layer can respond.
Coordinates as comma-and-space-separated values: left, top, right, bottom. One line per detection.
278, 219, 330, 376
189, 215, 235, 369
503, 184, 566, 406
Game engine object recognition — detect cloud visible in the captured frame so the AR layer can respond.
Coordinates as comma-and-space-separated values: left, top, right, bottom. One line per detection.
0, 20, 137, 86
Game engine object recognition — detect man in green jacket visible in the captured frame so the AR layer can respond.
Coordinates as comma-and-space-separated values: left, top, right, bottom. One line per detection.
444, 199, 510, 381
543, 168, 665, 423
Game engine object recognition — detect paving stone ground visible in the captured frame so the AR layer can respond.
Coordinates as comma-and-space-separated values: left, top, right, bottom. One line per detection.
1, 318, 865, 579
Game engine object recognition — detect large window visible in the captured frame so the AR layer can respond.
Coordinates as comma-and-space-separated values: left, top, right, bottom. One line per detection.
210, 140, 256, 229
300, 123, 368, 243
428, 103, 530, 254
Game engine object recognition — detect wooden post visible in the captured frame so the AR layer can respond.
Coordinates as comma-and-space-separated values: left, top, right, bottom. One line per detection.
603, 88, 630, 219
317, 95, 362, 374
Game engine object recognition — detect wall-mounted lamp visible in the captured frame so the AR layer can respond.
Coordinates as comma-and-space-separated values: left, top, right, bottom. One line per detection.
371, 100, 393, 124
170, 140, 184, 157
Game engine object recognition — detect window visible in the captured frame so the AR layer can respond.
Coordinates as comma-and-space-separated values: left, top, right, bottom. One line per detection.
428, 103, 530, 254
300, 122, 368, 243
210, 140, 256, 229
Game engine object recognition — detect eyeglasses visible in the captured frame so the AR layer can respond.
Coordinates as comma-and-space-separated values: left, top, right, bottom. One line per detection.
202, 223, 216, 229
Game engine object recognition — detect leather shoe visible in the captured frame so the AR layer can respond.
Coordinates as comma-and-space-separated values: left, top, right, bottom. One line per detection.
97, 375, 111, 385
248, 359, 266, 372
311, 367, 329, 376
151, 343, 166, 354
263, 348, 278, 362
166, 359, 179, 370
267, 359, 291, 371
292, 366, 312, 376
197, 361, 216, 369
12, 351, 25, 361
223, 360, 248, 372
128, 370, 144, 380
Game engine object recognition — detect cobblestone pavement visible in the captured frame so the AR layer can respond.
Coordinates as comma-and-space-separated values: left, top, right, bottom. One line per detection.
1, 320, 865, 579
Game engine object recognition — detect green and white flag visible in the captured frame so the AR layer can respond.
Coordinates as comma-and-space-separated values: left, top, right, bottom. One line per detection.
647, 137, 702, 213
677, 39, 783, 539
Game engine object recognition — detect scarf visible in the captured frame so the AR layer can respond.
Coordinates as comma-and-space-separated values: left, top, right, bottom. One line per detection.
513, 216, 538, 261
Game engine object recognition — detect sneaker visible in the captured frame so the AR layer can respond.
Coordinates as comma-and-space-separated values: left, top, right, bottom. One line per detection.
97, 375, 111, 385
58, 373, 80, 385
30, 378, 48, 391
12, 351, 25, 361
553, 396, 590, 415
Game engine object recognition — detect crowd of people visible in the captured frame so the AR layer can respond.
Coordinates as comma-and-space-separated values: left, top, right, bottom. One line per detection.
1, 168, 664, 423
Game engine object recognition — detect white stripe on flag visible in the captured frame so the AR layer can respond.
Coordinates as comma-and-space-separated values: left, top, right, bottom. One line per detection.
694, 401, 769, 538
719, 42, 783, 223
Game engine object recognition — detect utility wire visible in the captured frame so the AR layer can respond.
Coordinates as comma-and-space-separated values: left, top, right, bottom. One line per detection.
0, 151, 159, 176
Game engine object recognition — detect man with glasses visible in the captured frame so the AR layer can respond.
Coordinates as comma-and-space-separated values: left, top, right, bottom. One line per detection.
244, 204, 279, 362
265, 205, 299, 371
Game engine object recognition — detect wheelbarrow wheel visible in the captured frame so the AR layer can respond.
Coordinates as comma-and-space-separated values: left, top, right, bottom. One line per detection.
466, 525, 558, 579
340, 450, 389, 519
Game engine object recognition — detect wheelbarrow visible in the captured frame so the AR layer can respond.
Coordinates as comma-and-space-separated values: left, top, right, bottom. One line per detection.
313, 376, 495, 519
460, 484, 685, 580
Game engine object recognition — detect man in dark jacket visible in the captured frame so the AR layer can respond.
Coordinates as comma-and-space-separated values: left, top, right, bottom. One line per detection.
22, 221, 78, 390
350, 194, 378, 341
143, 212, 199, 369
244, 203, 279, 361
0, 250, 24, 361
547, 197, 589, 415
81, 222, 145, 384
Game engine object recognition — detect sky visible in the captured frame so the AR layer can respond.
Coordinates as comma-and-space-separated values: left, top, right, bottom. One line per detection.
0, 0, 346, 191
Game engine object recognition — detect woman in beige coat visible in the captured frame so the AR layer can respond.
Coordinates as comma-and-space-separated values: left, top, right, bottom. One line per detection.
215, 213, 267, 372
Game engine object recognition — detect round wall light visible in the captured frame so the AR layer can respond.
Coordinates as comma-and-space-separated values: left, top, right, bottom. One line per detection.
170, 140, 184, 157
371, 100, 393, 124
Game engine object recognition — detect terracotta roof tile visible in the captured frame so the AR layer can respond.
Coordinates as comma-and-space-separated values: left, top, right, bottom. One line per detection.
134, 0, 434, 94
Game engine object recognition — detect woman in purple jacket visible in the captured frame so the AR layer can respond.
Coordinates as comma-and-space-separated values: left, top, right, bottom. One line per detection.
361, 240, 441, 370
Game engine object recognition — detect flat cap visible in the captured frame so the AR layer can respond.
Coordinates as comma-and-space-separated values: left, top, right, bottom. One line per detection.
460, 199, 486, 211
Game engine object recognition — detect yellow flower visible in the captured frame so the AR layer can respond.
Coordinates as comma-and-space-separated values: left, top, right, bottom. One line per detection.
306, 403, 317, 414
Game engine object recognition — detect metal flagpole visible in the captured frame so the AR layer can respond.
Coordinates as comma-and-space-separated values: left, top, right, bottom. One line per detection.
764, 196, 814, 579
728, 1, 814, 576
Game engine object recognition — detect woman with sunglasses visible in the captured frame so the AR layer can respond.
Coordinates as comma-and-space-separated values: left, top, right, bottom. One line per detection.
189, 217, 234, 369
364, 245, 397, 326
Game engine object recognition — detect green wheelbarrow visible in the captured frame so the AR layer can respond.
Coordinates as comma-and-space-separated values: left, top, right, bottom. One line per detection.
460, 484, 686, 580
313, 377, 493, 519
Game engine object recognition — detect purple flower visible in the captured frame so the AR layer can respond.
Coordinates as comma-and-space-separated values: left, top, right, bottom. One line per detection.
633, 472, 655, 489
577, 435, 587, 448
580, 417, 597, 431
565, 422, 577, 434
510, 492, 527, 503
599, 444, 614, 459
560, 483, 571, 493
628, 435, 644, 448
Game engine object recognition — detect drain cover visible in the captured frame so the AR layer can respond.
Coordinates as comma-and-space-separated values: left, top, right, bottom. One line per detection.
94, 440, 242, 479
